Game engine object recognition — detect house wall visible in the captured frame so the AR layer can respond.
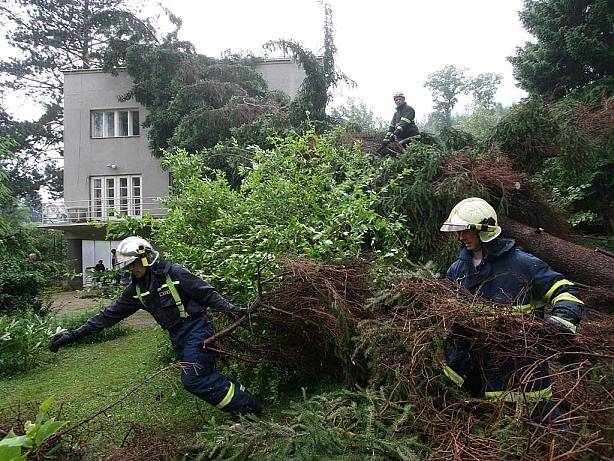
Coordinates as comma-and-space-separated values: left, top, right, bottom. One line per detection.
63, 70, 169, 207
61, 61, 305, 285
254, 59, 306, 97
63, 60, 304, 210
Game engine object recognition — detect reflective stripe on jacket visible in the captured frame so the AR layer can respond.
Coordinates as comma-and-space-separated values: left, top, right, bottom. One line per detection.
446, 238, 583, 324
75, 260, 240, 337
386, 102, 419, 143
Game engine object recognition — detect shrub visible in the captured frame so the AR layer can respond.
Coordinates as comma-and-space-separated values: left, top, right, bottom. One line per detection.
0, 311, 55, 376
155, 127, 407, 304
0, 398, 67, 460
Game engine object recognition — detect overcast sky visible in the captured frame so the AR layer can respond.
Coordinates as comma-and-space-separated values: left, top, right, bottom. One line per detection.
154, 0, 534, 123
2, 0, 534, 124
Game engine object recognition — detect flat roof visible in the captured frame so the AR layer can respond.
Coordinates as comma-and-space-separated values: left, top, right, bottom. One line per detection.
62, 57, 302, 74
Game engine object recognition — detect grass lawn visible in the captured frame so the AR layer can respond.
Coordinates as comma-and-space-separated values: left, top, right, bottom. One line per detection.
0, 327, 226, 458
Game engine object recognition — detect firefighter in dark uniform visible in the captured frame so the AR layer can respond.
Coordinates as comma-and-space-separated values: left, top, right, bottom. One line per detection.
49, 236, 261, 419
439, 198, 583, 426
378, 91, 419, 153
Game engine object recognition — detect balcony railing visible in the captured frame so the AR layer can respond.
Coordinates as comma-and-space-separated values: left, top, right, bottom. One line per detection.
40, 197, 166, 224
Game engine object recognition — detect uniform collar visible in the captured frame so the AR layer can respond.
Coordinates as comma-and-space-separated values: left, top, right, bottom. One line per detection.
457, 238, 516, 261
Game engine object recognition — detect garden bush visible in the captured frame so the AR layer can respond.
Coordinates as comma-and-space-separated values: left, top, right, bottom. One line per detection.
154, 127, 408, 304
0, 307, 133, 377
0, 310, 55, 376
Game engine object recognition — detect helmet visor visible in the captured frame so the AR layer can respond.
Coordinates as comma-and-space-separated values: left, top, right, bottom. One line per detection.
114, 254, 138, 268
440, 223, 499, 233
440, 223, 471, 232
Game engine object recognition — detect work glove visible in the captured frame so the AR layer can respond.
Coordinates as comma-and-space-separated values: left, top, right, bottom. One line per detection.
377, 139, 390, 154
544, 315, 577, 336
227, 306, 249, 321
48, 330, 78, 353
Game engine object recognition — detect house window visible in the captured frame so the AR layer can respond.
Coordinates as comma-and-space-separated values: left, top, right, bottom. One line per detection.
90, 175, 143, 219
91, 109, 140, 138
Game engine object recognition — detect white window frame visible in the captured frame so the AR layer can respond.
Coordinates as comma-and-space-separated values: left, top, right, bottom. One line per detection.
91, 109, 140, 138
90, 175, 143, 219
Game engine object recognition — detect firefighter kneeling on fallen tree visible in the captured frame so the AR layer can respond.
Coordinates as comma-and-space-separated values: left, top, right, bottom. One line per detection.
49, 236, 261, 421
440, 197, 583, 427
378, 91, 419, 154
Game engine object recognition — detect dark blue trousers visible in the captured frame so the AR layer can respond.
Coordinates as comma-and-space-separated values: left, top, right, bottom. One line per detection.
444, 326, 552, 399
169, 316, 261, 416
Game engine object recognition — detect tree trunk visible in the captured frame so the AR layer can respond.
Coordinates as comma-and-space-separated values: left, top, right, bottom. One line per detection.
501, 217, 614, 312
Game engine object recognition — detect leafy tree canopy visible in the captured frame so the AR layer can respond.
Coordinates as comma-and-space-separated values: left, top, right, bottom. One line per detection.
423, 65, 469, 129
469, 72, 503, 109
509, 0, 614, 99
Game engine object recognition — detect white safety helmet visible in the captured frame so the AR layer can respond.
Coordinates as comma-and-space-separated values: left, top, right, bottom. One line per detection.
393, 91, 405, 99
115, 236, 159, 268
440, 197, 502, 243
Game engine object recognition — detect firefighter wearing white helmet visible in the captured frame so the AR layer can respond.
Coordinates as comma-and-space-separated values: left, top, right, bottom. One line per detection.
49, 235, 261, 421
378, 91, 419, 154
115, 236, 159, 268
440, 197, 583, 428
440, 197, 502, 242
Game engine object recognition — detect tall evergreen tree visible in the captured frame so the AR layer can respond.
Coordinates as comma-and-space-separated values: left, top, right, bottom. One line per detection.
509, 0, 614, 99
264, 3, 353, 125
118, 35, 280, 154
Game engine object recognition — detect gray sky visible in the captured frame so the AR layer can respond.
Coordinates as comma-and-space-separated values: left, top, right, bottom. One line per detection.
2, 0, 534, 124
155, 0, 534, 123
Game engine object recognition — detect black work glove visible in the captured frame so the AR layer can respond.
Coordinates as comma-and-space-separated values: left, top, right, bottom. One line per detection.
227, 307, 249, 321
377, 139, 390, 154
48, 330, 78, 353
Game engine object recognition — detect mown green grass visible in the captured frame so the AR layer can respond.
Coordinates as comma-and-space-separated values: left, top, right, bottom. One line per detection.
0, 327, 224, 458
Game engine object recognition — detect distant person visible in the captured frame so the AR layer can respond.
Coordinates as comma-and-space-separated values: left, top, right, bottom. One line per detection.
111, 248, 122, 285
94, 260, 105, 272
378, 91, 419, 154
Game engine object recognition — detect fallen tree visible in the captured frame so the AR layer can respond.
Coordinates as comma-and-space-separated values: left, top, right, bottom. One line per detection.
502, 217, 614, 311
206, 259, 613, 460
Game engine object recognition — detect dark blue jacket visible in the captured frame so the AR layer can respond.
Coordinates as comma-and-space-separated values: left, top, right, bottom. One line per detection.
446, 238, 582, 325
386, 102, 419, 144
75, 260, 240, 337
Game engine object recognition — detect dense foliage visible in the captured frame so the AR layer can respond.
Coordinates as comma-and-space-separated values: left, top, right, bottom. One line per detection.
0, 139, 66, 314
510, 0, 614, 100
0, 311, 55, 376
493, 96, 614, 232
154, 128, 407, 302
